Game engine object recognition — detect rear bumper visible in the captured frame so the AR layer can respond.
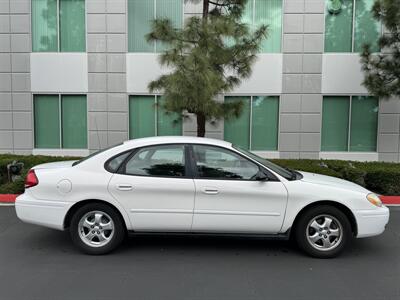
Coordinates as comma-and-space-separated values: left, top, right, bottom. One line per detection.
15, 193, 69, 231
354, 206, 390, 238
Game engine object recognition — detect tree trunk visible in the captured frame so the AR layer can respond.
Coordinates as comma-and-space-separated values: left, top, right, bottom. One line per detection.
196, 113, 206, 137
196, 2, 208, 137
203, 0, 209, 18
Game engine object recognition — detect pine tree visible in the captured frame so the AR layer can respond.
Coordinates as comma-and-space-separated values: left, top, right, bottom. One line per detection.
360, 0, 400, 98
146, 0, 267, 137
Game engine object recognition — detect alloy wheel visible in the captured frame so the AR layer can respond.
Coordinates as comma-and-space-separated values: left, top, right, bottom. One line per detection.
306, 214, 343, 251
78, 211, 115, 248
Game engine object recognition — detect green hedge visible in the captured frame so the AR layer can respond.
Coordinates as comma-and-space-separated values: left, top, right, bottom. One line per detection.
0, 154, 399, 195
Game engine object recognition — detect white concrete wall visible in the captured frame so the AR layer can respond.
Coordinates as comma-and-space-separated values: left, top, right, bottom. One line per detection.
126, 54, 170, 94
322, 54, 368, 94
127, 53, 283, 95
230, 54, 283, 94
31, 53, 88, 92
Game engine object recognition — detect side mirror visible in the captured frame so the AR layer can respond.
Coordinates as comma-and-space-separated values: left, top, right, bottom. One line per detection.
255, 170, 269, 181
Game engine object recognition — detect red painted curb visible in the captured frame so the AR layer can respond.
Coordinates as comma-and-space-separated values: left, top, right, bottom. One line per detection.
1, 194, 400, 205
0, 194, 18, 203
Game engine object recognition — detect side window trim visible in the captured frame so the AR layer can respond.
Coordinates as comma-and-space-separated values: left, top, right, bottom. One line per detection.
184, 144, 195, 178
187, 144, 198, 178
117, 143, 192, 179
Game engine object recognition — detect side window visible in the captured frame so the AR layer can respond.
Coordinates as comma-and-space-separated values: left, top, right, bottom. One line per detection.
192, 145, 259, 180
105, 151, 131, 173
124, 145, 186, 177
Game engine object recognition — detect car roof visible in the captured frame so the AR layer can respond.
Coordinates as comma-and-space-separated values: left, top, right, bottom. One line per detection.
122, 136, 232, 148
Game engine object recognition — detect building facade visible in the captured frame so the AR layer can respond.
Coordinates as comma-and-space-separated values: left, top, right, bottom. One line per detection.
0, 0, 400, 161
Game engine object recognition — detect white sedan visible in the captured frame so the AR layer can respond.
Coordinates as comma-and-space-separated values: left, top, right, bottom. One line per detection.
16, 136, 389, 258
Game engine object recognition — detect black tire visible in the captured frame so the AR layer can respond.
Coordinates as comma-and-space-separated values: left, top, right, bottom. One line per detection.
69, 203, 125, 255
294, 205, 352, 258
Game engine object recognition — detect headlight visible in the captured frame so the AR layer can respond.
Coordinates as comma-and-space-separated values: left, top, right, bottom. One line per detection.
366, 193, 383, 207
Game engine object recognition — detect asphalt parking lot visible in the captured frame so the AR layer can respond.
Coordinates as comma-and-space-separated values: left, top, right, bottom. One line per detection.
0, 206, 399, 300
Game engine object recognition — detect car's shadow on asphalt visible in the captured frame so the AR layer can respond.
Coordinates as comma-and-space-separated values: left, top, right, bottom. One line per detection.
124, 233, 295, 255
13, 220, 390, 261
119, 233, 388, 259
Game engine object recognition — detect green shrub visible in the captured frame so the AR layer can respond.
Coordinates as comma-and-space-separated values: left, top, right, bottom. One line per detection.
364, 170, 400, 195
0, 172, 26, 194
0, 154, 399, 195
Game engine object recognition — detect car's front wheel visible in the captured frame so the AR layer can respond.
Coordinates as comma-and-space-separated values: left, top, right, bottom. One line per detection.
70, 203, 125, 255
294, 205, 352, 258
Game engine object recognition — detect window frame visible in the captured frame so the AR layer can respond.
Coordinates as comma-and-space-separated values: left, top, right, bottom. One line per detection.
188, 143, 278, 182
324, 0, 383, 53
321, 94, 380, 152
31, 0, 87, 53
116, 143, 194, 179
223, 95, 280, 151
32, 93, 88, 150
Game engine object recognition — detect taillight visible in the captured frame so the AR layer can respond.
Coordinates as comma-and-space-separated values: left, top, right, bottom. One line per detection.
25, 169, 39, 188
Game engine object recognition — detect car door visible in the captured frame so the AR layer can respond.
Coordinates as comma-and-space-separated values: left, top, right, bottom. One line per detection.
108, 144, 195, 232
190, 144, 288, 234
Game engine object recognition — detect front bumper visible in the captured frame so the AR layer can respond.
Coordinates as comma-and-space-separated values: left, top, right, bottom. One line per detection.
15, 193, 69, 231
354, 205, 390, 238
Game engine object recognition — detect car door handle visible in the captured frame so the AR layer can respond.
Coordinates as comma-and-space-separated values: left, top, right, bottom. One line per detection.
202, 188, 219, 195
116, 184, 133, 191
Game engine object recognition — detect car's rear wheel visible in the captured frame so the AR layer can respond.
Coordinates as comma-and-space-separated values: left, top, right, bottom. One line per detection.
294, 205, 352, 258
70, 203, 125, 255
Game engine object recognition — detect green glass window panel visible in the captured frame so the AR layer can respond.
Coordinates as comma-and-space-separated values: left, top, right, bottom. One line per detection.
157, 97, 182, 136
321, 96, 350, 151
224, 97, 250, 149
34, 95, 60, 148
129, 96, 156, 138
324, 0, 353, 52
255, 0, 282, 53
59, 0, 85, 52
251, 96, 279, 150
128, 0, 155, 52
354, 0, 380, 52
155, 0, 183, 52
32, 0, 58, 52
61, 95, 87, 149
350, 96, 378, 151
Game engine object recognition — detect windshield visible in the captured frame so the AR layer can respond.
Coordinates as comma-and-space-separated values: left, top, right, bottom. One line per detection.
72, 143, 123, 166
233, 145, 295, 180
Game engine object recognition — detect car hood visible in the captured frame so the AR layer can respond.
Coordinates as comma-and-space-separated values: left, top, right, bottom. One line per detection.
33, 161, 77, 170
298, 171, 369, 194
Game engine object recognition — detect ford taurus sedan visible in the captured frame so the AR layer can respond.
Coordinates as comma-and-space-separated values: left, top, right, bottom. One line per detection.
15, 136, 389, 258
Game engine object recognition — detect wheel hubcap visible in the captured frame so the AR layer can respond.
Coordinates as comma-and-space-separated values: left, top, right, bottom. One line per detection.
78, 211, 114, 248
306, 214, 342, 251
